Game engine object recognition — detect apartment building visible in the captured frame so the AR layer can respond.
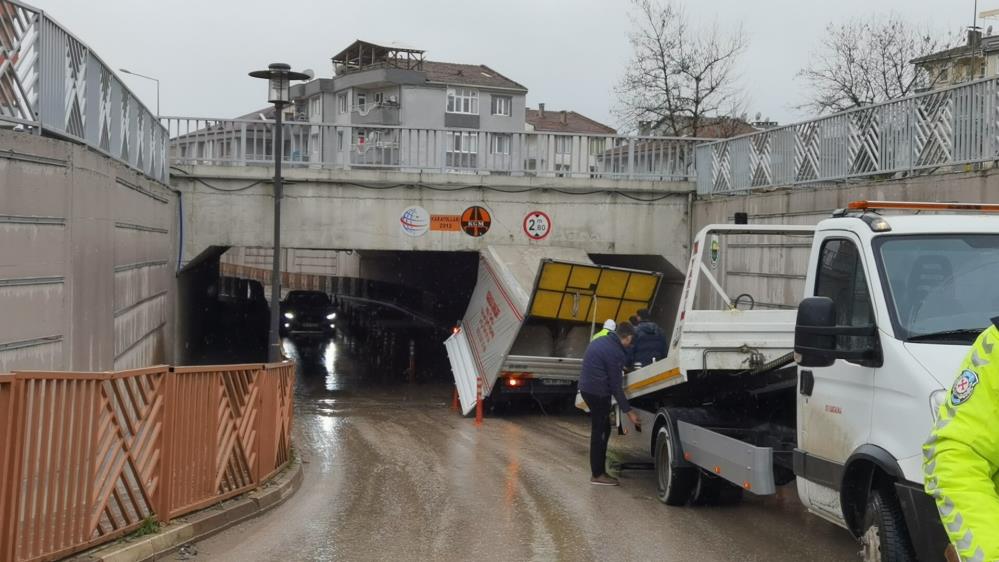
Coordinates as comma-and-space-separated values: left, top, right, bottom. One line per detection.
291, 40, 527, 169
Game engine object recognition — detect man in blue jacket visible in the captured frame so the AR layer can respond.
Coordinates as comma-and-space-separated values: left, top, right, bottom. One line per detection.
631, 309, 667, 367
579, 322, 641, 486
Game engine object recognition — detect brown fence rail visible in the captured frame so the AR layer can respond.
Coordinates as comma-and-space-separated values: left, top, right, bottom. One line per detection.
0, 362, 294, 562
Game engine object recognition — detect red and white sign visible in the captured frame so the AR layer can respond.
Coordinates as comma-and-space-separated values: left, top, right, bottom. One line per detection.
523, 211, 552, 240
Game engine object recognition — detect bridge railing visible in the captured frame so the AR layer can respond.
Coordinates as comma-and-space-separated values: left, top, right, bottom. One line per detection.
0, 362, 295, 562
0, 0, 168, 183
696, 77, 999, 195
162, 116, 705, 182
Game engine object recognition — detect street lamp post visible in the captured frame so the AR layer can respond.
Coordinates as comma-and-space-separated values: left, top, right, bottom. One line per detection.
249, 63, 311, 363
118, 68, 159, 117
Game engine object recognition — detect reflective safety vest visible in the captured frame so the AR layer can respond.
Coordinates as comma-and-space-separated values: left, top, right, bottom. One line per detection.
923, 323, 999, 562
590, 328, 611, 342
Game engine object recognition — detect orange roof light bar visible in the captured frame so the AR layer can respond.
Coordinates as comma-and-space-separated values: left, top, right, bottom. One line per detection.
848, 200, 999, 213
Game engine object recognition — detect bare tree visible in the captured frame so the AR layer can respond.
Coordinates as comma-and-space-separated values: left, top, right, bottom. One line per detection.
798, 15, 950, 114
615, 0, 747, 137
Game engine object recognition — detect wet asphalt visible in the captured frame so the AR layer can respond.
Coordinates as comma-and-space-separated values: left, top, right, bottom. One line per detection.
192, 339, 860, 561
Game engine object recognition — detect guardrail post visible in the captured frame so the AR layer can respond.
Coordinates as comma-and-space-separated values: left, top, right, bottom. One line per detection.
627, 141, 635, 179
239, 122, 248, 167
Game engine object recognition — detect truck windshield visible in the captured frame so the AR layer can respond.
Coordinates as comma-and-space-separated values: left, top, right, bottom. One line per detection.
876, 234, 999, 342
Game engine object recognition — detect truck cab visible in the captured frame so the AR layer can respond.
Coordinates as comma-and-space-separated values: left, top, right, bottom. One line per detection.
793, 202, 999, 559
614, 201, 999, 561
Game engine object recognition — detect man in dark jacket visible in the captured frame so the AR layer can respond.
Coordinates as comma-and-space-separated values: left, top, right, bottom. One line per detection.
631, 309, 667, 367
579, 322, 641, 486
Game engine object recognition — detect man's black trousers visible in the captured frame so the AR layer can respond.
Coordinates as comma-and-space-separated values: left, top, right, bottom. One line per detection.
580, 391, 612, 478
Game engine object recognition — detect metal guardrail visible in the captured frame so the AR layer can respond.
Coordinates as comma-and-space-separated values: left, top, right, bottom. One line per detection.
0, 362, 295, 562
163, 117, 705, 181
0, 0, 168, 183
696, 77, 999, 195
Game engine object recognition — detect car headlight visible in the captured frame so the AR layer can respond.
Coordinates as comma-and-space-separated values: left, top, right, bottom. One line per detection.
329, 324, 335, 329
929, 389, 947, 422
283, 322, 290, 328
326, 313, 336, 320
283, 312, 295, 319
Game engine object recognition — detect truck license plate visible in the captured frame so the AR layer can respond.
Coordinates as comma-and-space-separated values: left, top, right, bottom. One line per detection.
541, 379, 572, 386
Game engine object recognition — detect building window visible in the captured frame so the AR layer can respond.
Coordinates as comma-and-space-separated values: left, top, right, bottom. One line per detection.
491, 95, 511, 116
338, 94, 347, 114
357, 92, 366, 111
554, 136, 572, 154
589, 138, 606, 155
309, 97, 321, 121
448, 131, 478, 153
447, 131, 478, 168
446, 87, 479, 114
337, 131, 344, 150
374, 91, 383, 104
490, 134, 511, 155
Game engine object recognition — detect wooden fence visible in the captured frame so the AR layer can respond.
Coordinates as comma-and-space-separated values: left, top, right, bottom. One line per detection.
0, 362, 295, 562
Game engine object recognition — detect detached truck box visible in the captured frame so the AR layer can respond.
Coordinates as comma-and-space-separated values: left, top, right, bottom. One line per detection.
445, 245, 662, 415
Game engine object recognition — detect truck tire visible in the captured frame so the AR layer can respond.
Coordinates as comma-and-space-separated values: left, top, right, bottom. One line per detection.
655, 425, 696, 505
860, 489, 917, 562
691, 472, 744, 506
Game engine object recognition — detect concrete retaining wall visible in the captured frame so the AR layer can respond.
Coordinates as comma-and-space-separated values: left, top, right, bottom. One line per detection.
0, 129, 177, 372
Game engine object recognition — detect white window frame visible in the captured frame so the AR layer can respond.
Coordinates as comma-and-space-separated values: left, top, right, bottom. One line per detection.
357, 92, 367, 111
554, 136, 572, 155
338, 93, 348, 114
490, 134, 511, 155
492, 95, 511, 116
446, 87, 479, 114
447, 131, 478, 153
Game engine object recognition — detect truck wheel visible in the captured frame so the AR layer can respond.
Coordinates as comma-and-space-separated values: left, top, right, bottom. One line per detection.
691, 472, 744, 506
655, 425, 696, 505
860, 489, 917, 562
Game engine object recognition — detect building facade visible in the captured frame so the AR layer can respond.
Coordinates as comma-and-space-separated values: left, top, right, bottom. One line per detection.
292, 40, 528, 171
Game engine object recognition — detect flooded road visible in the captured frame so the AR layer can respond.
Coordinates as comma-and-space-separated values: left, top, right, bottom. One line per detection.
194, 339, 860, 561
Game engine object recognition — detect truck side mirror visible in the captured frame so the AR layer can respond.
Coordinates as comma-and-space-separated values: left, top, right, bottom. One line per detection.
794, 297, 881, 368
794, 297, 837, 367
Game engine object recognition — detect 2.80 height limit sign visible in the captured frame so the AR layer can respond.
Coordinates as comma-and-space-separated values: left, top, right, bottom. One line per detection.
523, 211, 552, 240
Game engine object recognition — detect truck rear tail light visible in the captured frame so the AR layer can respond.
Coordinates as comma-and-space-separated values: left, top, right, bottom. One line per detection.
505, 377, 522, 388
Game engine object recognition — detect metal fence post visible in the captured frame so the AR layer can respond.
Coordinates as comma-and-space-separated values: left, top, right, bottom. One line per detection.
0, 376, 26, 561
155, 369, 176, 523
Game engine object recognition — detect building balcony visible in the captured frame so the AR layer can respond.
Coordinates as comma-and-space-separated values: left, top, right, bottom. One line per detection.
350, 103, 401, 126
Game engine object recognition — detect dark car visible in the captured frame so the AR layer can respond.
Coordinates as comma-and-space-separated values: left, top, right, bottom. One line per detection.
280, 290, 337, 340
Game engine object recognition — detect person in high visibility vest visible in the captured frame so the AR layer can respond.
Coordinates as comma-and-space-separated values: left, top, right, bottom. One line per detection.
591, 319, 616, 341
924, 321, 999, 562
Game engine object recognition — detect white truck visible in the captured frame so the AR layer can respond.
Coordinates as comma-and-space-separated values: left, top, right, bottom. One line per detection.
610, 201, 998, 562
445, 245, 662, 415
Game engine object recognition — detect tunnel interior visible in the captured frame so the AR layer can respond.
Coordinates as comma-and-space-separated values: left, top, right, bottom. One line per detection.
177, 246, 687, 394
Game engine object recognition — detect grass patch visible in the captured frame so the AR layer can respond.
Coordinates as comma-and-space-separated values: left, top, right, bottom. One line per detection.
129, 515, 160, 538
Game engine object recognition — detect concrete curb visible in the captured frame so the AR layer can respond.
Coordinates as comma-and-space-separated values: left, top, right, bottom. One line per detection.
73, 459, 303, 562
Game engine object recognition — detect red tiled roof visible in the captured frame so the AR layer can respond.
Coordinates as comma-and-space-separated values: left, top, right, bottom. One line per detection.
526, 108, 616, 135
422, 61, 527, 91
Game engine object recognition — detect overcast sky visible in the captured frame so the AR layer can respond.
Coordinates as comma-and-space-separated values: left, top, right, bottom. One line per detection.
33, 0, 980, 129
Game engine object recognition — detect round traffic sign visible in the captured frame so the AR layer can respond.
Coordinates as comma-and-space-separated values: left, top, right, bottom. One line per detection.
461, 206, 492, 237
523, 211, 552, 240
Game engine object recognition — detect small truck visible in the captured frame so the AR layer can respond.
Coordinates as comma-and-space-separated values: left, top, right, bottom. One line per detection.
609, 201, 999, 561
